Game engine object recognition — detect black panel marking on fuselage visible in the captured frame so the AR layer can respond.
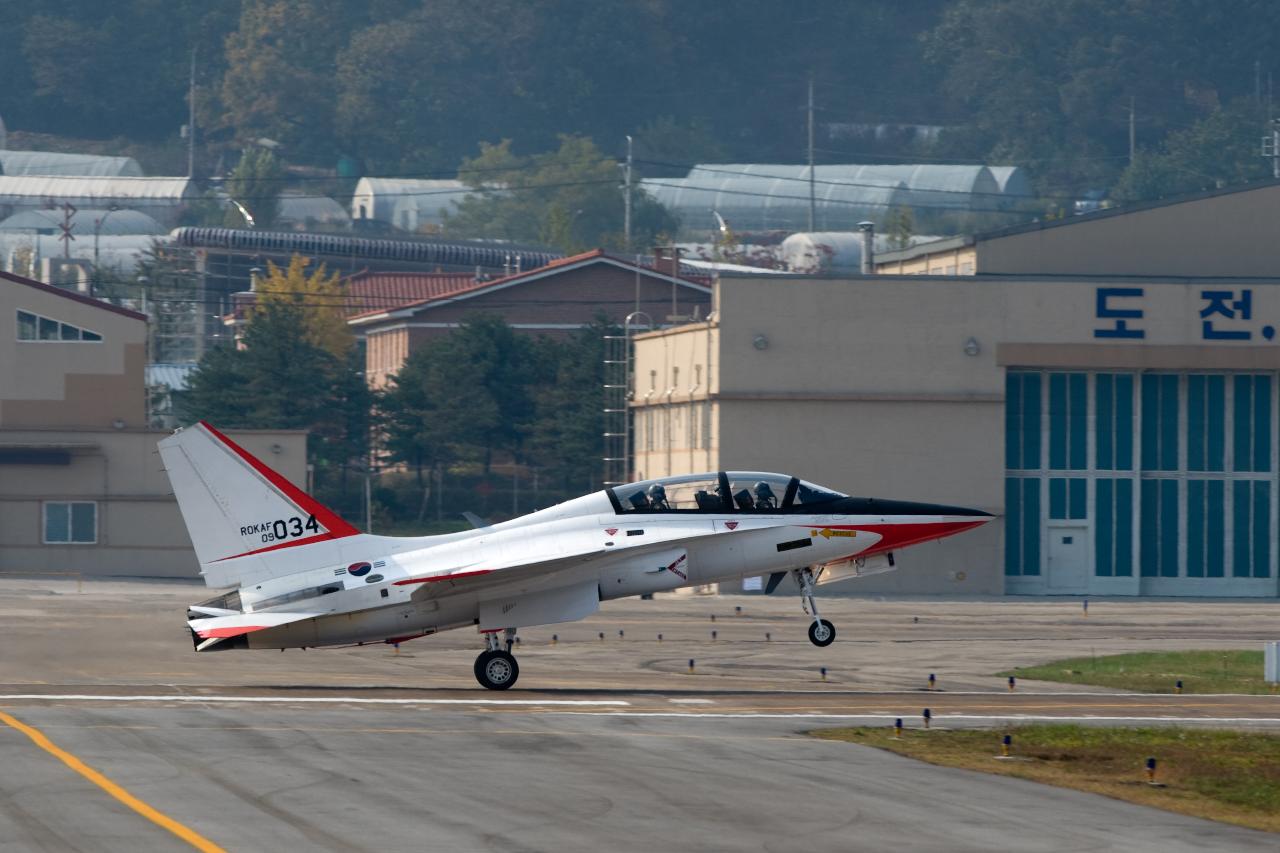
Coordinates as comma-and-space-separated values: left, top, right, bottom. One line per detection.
776, 538, 813, 553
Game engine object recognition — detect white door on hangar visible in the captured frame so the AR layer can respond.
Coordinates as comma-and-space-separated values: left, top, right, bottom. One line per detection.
1047, 526, 1089, 593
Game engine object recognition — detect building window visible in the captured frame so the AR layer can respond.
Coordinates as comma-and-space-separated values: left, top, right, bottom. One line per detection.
1048, 372, 1087, 470
1232, 374, 1271, 473
1187, 374, 1225, 472
1140, 374, 1179, 471
1048, 477, 1086, 520
43, 501, 97, 544
1095, 478, 1134, 577
1005, 372, 1042, 470
1095, 373, 1135, 470
1004, 477, 1040, 575
1139, 479, 1179, 577
16, 310, 102, 342
1186, 479, 1225, 578
1232, 480, 1270, 578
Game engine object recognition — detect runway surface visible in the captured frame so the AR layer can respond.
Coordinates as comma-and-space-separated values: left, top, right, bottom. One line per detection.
3, 579, 1279, 850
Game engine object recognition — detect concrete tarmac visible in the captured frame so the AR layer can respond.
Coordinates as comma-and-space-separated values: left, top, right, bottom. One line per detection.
3, 578, 1280, 851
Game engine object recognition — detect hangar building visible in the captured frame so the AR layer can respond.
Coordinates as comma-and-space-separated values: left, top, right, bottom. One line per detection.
632, 181, 1280, 598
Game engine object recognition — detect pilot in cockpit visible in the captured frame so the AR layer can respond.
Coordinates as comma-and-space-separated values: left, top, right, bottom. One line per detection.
647, 483, 671, 511
753, 480, 778, 509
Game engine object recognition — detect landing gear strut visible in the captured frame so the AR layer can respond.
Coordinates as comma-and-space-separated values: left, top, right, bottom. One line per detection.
793, 567, 836, 647
474, 628, 520, 690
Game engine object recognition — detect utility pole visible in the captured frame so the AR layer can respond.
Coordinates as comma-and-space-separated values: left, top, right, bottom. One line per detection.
623, 135, 633, 252
186, 48, 197, 179
1128, 96, 1136, 165
807, 74, 816, 232
58, 202, 77, 260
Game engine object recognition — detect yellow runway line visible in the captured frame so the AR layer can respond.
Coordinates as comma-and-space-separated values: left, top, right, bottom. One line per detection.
0, 709, 225, 853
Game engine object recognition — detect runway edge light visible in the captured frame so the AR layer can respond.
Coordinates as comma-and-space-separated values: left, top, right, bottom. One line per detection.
928, 673, 936, 690
1008, 676, 1016, 692
1146, 757, 1158, 784
894, 718, 903, 738
922, 708, 932, 729
1002, 734, 1011, 757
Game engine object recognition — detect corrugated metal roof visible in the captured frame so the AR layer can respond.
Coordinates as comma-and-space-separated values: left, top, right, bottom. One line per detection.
0, 150, 144, 178
0, 175, 193, 205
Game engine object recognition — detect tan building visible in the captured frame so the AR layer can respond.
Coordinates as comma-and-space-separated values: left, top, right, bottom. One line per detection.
875, 180, 1280, 277
349, 250, 713, 388
1, 270, 306, 578
633, 271, 1280, 598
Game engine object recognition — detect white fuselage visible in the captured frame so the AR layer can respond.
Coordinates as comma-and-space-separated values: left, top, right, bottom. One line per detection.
225, 489, 963, 650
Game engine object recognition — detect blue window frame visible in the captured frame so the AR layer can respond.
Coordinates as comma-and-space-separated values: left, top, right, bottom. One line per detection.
1140, 479, 1179, 578
1187, 375, 1225, 472
1095, 478, 1133, 577
1049, 373, 1087, 470
1006, 372, 1041, 470
1141, 375, 1179, 471
1186, 479, 1225, 578
1233, 375, 1272, 473
1096, 373, 1134, 470
1232, 480, 1271, 578
1004, 477, 1041, 576
1049, 477, 1087, 520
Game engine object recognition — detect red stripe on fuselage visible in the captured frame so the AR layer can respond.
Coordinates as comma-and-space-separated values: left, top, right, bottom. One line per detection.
394, 569, 494, 586
807, 520, 988, 556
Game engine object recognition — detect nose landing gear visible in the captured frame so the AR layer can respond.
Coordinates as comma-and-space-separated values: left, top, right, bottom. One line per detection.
474, 627, 520, 690
793, 567, 836, 647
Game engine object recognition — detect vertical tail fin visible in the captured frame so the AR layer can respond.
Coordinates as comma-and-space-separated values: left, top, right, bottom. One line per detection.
158, 422, 361, 587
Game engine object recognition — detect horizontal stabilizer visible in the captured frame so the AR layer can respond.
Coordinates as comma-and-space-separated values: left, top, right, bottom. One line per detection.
187, 610, 322, 640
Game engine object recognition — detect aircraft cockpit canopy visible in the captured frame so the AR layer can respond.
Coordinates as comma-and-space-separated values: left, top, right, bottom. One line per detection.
609, 472, 846, 514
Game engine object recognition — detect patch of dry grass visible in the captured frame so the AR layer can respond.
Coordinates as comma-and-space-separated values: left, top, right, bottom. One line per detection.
813, 725, 1280, 833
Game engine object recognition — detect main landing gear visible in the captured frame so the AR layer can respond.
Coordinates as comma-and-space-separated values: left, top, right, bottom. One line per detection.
474, 627, 520, 690
793, 567, 836, 647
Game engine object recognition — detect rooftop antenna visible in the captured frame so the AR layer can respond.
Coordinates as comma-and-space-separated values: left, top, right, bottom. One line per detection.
186, 48, 197, 179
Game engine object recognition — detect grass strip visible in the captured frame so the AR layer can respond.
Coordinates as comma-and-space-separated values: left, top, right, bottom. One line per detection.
999, 650, 1272, 694
813, 724, 1280, 833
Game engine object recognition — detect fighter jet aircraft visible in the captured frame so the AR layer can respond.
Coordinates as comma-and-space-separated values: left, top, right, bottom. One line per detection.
161, 422, 991, 689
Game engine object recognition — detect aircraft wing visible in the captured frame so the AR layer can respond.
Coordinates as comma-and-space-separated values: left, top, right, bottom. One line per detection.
397, 532, 722, 601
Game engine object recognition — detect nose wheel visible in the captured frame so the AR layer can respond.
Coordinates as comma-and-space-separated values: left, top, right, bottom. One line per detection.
793, 568, 837, 647
475, 628, 520, 690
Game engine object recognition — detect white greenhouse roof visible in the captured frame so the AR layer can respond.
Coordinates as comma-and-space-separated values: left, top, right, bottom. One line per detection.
0, 175, 193, 206
351, 178, 475, 224
0, 150, 144, 178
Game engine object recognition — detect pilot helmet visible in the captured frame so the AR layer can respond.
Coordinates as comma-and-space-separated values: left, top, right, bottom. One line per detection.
647, 483, 667, 502
754, 481, 776, 498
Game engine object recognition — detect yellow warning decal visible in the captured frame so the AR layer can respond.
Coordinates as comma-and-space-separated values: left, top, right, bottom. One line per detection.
810, 528, 857, 539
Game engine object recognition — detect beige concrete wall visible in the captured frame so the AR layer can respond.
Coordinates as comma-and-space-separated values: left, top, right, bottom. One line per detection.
632, 272, 1280, 595
877, 246, 977, 276
632, 322, 719, 480
1, 277, 147, 429
0, 429, 307, 579
979, 183, 1280, 277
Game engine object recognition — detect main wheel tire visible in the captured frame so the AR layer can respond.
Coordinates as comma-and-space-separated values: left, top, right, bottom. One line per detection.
476, 650, 520, 690
474, 650, 495, 684
808, 619, 836, 647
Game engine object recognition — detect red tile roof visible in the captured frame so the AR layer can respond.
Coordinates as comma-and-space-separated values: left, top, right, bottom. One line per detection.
347, 250, 710, 323
1, 269, 147, 321
342, 271, 480, 316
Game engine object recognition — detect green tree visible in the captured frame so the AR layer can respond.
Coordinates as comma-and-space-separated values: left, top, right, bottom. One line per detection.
224, 148, 283, 229
381, 315, 551, 475
1111, 99, 1270, 203
528, 318, 617, 493
178, 298, 372, 515
445, 136, 677, 253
